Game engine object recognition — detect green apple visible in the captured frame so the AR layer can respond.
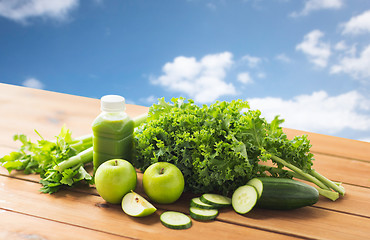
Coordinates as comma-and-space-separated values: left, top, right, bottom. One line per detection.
121, 191, 157, 217
142, 162, 184, 204
95, 159, 137, 204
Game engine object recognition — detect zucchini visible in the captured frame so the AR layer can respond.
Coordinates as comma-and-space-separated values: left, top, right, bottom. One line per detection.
190, 197, 215, 209
160, 211, 192, 230
247, 177, 319, 210
189, 207, 218, 221
200, 193, 232, 208
232, 185, 258, 214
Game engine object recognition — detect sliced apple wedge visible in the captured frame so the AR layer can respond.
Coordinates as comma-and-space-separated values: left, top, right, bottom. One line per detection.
121, 191, 157, 217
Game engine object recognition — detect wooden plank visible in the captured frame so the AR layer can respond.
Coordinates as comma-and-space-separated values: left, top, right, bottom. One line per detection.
0, 175, 297, 240
314, 184, 370, 218
216, 206, 370, 240
1, 168, 370, 239
284, 128, 370, 162
0, 210, 132, 240
311, 153, 370, 188
0, 83, 148, 144
0, 83, 147, 118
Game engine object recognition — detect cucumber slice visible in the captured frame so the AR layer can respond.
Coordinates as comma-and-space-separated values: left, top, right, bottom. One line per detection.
189, 207, 218, 221
232, 185, 258, 214
247, 178, 263, 198
160, 211, 192, 230
190, 197, 215, 209
200, 193, 232, 208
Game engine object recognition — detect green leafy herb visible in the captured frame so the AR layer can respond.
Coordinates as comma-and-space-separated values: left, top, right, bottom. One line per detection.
0, 126, 93, 193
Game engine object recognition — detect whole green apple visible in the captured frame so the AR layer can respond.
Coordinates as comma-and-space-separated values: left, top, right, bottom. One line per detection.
95, 159, 137, 204
142, 162, 184, 204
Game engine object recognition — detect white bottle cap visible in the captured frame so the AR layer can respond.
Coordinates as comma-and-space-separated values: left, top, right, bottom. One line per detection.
101, 95, 126, 112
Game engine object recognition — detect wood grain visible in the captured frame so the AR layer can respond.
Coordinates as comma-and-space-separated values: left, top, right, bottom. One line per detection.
0, 175, 297, 240
1, 83, 369, 240
284, 128, 370, 162
0, 210, 132, 240
312, 153, 370, 187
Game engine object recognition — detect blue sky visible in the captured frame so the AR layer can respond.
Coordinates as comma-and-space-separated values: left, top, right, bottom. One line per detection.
1, 0, 370, 142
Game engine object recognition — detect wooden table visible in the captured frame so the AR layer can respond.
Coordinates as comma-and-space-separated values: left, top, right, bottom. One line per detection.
0, 83, 369, 240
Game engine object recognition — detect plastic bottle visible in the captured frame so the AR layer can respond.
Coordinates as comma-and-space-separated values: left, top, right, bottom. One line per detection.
92, 95, 134, 172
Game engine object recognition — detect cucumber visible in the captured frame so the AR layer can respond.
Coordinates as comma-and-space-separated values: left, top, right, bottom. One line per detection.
247, 177, 319, 210
190, 197, 215, 209
189, 207, 218, 221
246, 178, 263, 198
200, 193, 232, 208
232, 185, 258, 214
160, 211, 192, 230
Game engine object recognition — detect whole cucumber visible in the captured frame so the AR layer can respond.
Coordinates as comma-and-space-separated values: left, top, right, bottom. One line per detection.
247, 177, 319, 210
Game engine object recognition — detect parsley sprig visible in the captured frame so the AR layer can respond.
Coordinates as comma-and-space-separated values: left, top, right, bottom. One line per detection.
0, 126, 93, 193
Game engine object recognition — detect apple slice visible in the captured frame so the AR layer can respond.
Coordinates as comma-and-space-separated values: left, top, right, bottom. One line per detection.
121, 191, 157, 217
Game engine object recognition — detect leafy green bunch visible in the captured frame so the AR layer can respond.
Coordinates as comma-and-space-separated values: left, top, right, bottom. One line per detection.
133, 98, 344, 199
0, 126, 93, 193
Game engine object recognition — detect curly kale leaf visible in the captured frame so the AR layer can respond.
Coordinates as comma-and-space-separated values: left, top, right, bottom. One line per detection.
134, 98, 267, 195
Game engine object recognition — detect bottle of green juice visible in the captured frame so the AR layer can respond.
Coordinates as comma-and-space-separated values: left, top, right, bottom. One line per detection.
92, 95, 134, 172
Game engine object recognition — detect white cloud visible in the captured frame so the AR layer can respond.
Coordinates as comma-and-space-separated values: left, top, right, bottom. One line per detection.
290, 0, 343, 17
151, 52, 236, 103
330, 44, 370, 80
359, 137, 370, 143
237, 72, 253, 84
341, 10, 370, 35
333, 41, 357, 59
275, 53, 291, 63
139, 95, 157, 105
0, 0, 78, 24
241, 55, 262, 68
256, 72, 266, 78
334, 40, 347, 51
296, 30, 331, 68
22, 77, 44, 89
247, 90, 370, 135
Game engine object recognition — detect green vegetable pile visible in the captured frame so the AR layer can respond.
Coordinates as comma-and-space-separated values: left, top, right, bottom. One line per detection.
0, 126, 93, 193
0, 97, 344, 200
133, 98, 344, 200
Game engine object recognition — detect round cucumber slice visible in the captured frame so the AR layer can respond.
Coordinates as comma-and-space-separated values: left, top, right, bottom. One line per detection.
189, 207, 218, 221
160, 211, 192, 230
190, 197, 215, 209
200, 193, 232, 208
247, 178, 263, 198
232, 185, 258, 214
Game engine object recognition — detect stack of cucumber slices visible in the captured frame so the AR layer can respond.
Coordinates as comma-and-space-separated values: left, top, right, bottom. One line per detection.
160, 193, 232, 230
190, 193, 232, 221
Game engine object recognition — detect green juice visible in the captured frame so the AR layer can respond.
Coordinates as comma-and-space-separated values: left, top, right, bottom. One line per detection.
92, 95, 134, 172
